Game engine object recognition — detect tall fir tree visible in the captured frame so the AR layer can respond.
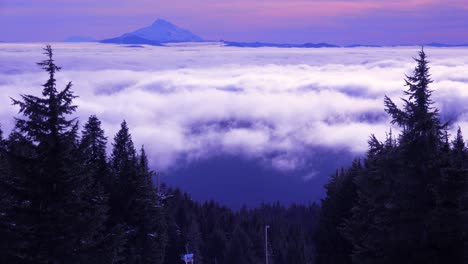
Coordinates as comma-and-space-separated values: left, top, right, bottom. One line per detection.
110, 120, 137, 192
451, 127, 468, 169
79, 115, 129, 263
133, 146, 167, 264
80, 115, 109, 187
342, 48, 468, 263
109, 120, 138, 263
383, 48, 451, 263
109, 122, 167, 263
5, 45, 108, 263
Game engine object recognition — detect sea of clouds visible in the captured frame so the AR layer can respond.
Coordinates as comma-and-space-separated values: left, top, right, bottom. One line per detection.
0, 42, 467, 175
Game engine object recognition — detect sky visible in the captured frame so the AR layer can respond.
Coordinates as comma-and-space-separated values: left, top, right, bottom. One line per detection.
1, 0, 468, 44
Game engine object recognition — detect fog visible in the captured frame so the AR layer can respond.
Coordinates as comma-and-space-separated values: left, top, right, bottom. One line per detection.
1, 43, 467, 176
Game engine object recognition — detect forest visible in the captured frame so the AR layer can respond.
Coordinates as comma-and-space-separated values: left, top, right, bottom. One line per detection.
0, 46, 467, 264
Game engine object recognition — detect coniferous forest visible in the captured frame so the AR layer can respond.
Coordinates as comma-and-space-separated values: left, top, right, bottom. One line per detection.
0, 46, 467, 264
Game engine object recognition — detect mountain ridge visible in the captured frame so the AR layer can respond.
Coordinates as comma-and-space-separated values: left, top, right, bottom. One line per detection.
100, 18, 203, 45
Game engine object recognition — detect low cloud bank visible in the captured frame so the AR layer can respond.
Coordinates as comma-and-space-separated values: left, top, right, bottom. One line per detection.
0, 43, 467, 176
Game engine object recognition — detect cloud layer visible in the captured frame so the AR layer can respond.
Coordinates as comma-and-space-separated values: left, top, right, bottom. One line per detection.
0, 43, 467, 175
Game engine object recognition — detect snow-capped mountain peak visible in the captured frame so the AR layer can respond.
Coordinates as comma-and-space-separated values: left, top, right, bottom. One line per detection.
101, 18, 203, 45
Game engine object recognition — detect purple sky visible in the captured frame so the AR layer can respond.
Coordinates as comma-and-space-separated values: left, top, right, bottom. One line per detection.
1, 0, 467, 44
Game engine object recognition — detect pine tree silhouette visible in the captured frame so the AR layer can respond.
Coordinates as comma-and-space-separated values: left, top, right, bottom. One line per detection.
6, 45, 108, 263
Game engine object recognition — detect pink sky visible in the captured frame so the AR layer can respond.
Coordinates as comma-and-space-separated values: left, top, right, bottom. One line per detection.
1, 0, 467, 44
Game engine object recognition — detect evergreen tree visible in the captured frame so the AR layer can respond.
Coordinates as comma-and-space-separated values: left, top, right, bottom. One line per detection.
224, 226, 255, 264
108, 120, 138, 263
426, 128, 468, 263
109, 120, 137, 225
382, 48, 450, 263
0, 125, 17, 263
80, 115, 109, 187
343, 134, 400, 264
79, 115, 130, 263
451, 127, 467, 169
342, 48, 468, 263
162, 188, 184, 264
316, 161, 360, 264
185, 215, 203, 264
204, 228, 228, 264
6, 45, 108, 263
133, 146, 167, 264
109, 122, 167, 263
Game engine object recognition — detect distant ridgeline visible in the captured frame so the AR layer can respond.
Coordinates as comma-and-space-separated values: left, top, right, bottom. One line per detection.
0, 45, 467, 264
64, 18, 468, 48
221, 41, 339, 48
221, 41, 468, 48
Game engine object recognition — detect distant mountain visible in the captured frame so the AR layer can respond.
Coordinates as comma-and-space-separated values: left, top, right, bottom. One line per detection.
388, 43, 468, 47
345, 44, 382, 48
424, 42, 468, 47
64, 36, 96, 43
222, 41, 468, 48
101, 19, 203, 45
223, 41, 338, 48
301, 43, 339, 48
101, 34, 163, 46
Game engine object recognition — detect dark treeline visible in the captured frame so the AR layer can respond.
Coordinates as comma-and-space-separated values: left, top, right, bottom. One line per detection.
163, 190, 319, 264
0, 46, 319, 264
1, 46, 467, 264
316, 49, 468, 264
